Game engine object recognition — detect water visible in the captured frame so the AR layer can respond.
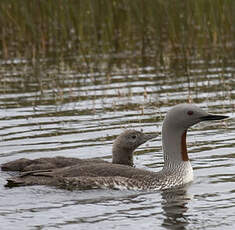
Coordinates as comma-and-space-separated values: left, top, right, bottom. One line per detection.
0, 57, 234, 229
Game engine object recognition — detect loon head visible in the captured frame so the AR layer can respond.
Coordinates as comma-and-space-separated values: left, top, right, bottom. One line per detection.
112, 129, 157, 166
163, 104, 228, 131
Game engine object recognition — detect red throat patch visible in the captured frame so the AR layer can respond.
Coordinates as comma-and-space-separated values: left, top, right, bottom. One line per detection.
181, 131, 189, 161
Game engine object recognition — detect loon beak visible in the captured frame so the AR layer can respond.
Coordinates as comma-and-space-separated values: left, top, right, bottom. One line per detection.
200, 114, 229, 121
142, 133, 157, 144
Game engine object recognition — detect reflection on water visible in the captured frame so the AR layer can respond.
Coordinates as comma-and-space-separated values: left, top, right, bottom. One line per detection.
161, 185, 192, 230
0, 55, 234, 229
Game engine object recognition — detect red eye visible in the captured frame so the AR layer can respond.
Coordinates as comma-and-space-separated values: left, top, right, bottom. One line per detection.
187, 111, 194, 116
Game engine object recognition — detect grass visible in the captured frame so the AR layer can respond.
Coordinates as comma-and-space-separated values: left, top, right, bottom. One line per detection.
0, 0, 234, 69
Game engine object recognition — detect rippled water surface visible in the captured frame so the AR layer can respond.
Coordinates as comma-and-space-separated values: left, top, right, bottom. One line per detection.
0, 58, 234, 230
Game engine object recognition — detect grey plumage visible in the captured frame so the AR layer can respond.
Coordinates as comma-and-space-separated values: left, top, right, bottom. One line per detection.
2, 129, 156, 172
6, 159, 190, 190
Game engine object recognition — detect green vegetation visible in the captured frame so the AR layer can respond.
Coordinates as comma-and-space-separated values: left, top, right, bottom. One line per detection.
0, 0, 234, 72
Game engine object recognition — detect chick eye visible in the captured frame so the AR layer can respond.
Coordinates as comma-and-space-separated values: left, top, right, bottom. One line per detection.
187, 110, 194, 116
131, 135, 137, 139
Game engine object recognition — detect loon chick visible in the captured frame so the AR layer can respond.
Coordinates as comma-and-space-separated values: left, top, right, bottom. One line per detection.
1, 129, 156, 172
5, 104, 228, 190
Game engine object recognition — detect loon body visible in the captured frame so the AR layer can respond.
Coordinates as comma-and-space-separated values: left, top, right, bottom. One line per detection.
1, 129, 156, 172
5, 104, 228, 191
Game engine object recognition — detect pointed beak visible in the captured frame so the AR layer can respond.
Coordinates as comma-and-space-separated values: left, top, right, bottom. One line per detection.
142, 133, 158, 144
200, 114, 229, 121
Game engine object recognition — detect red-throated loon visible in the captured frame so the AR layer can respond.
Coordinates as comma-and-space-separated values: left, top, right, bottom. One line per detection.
5, 104, 228, 191
1, 129, 156, 171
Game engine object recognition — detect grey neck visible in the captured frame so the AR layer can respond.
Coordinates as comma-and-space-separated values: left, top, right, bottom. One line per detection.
112, 146, 133, 166
162, 119, 188, 169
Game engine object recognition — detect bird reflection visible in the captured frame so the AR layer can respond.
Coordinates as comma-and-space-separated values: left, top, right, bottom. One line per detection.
161, 183, 192, 229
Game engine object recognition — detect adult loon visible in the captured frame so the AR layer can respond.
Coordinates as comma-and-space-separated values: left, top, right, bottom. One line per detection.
5, 104, 228, 190
1, 129, 156, 171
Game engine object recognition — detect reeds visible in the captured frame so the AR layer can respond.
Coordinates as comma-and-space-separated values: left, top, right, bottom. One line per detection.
0, 0, 234, 72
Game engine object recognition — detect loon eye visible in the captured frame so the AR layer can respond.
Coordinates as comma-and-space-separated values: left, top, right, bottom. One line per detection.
131, 135, 137, 139
187, 110, 194, 116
